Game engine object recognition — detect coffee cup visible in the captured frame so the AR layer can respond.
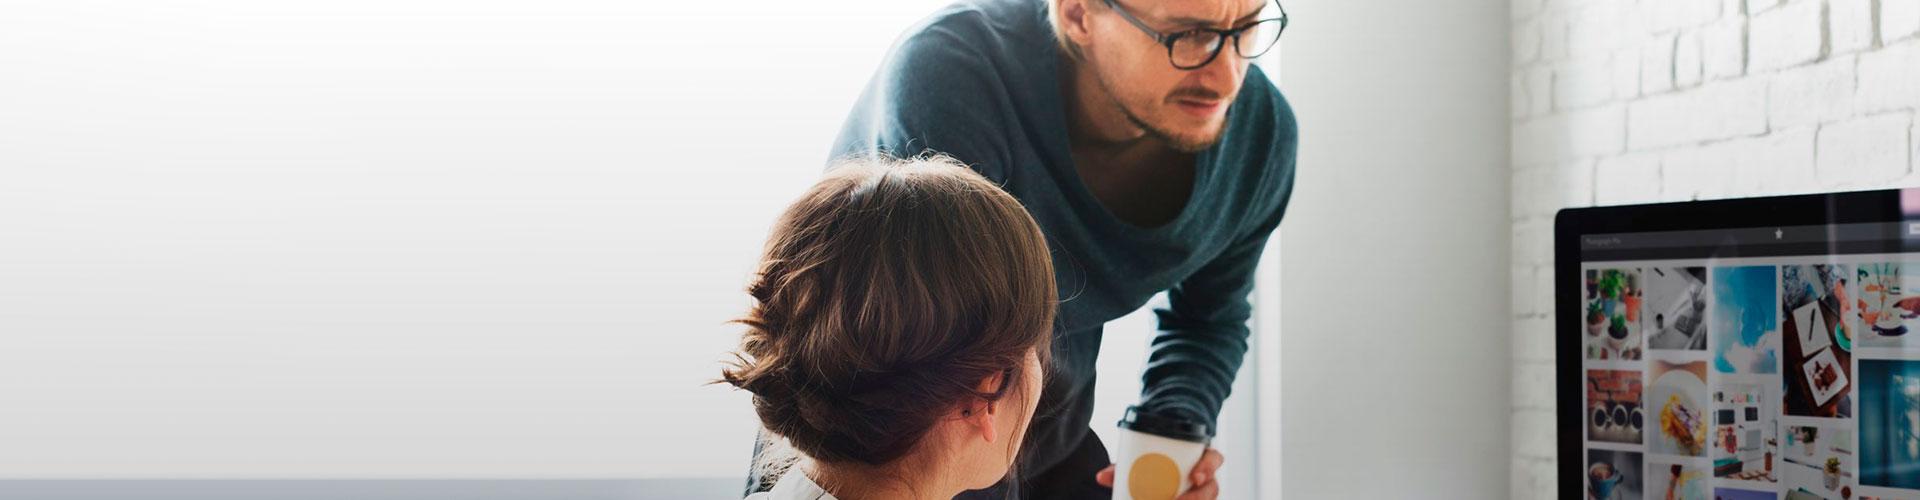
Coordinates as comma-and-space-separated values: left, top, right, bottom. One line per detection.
1111, 406, 1209, 500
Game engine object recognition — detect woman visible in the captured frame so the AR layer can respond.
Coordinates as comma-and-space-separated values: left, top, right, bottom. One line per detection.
721, 155, 1058, 500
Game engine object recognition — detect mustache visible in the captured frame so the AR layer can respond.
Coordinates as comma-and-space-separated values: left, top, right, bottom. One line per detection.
1166, 87, 1225, 101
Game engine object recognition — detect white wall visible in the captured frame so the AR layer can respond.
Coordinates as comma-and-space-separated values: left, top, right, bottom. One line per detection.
1277, 0, 1513, 498
0, 0, 1283, 490
1508, 0, 1920, 496
0, 0, 956, 479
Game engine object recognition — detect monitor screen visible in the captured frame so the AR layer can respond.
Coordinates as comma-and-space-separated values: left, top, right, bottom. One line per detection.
1558, 189, 1920, 500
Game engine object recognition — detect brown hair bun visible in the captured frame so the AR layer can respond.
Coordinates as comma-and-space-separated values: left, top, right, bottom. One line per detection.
721, 154, 1056, 466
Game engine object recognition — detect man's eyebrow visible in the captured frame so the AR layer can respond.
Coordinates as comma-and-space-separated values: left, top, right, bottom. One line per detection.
1163, 3, 1269, 28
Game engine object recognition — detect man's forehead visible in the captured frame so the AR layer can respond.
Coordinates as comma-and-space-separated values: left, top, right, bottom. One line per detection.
1146, 0, 1270, 26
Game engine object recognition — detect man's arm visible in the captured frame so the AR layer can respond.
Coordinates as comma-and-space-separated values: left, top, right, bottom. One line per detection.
1098, 159, 1294, 493
1137, 198, 1287, 430
1138, 114, 1298, 431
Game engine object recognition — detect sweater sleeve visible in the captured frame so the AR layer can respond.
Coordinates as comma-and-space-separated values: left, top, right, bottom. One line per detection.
1138, 75, 1298, 433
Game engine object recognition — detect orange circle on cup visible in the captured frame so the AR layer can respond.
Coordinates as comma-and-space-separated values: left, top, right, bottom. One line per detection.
1128, 452, 1181, 500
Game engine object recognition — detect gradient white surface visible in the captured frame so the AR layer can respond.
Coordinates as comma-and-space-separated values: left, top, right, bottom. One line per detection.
0, 0, 954, 479
1278, 0, 1512, 497
0, 0, 1269, 489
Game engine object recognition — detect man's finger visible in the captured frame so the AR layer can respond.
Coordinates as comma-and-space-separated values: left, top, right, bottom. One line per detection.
1095, 464, 1115, 487
1189, 448, 1225, 484
1176, 478, 1220, 500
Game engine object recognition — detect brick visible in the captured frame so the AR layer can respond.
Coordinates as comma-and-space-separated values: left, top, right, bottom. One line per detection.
1515, 19, 1542, 65
1512, 166, 1543, 219
1768, 56, 1856, 129
1747, 0, 1785, 15
1665, 131, 1819, 199
1512, 216, 1555, 266
1512, 457, 1558, 500
1887, 0, 1920, 43
1627, 78, 1768, 150
1512, 162, 1595, 220
1511, 166, 1540, 217
1701, 17, 1746, 81
1749, 0, 1824, 71
1513, 361, 1555, 413
1541, 10, 1570, 61
1642, 33, 1678, 94
1513, 0, 1546, 21
1555, 58, 1615, 109
1662, 140, 1742, 199
1535, 262, 1556, 315
1512, 406, 1557, 458
1818, 113, 1915, 188
1569, 2, 1636, 57
1513, 72, 1530, 119
1676, 31, 1705, 88
1511, 264, 1536, 314
1858, 41, 1920, 113
1610, 49, 1641, 99
1515, 105, 1628, 164
1594, 152, 1664, 204
1738, 127, 1820, 195
1643, 0, 1723, 32
1830, 0, 1875, 53
1559, 158, 1597, 209
1512, 315, 1556, 362
1527, 67, 1554, 116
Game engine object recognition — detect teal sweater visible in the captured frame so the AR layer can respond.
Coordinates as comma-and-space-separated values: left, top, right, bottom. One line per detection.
828, 0, 1298, 475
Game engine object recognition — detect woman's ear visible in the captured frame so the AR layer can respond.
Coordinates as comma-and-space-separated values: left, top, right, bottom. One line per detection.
961, 370, 1007, 443
962, 398, 998, 444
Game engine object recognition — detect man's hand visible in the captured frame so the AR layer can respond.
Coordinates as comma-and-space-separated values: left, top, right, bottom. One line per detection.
1094, 447, 1224, 500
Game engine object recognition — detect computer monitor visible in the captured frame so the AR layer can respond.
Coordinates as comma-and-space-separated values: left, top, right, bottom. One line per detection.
1557, 189, 1920, 500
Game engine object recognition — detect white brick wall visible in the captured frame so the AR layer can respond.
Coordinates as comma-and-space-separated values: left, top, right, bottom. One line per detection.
1888, 0, 1920, 42
1859, 41, 1920, 112
1833, 0, 1876, 52
1819, 112, 1916, 185
1701, 16, 1747, 80
1642, 33, 1679, 93
1751, 0, 1824, 70
1509, 0, 1920, 497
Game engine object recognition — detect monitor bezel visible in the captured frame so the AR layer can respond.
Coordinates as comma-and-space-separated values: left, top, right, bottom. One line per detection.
1552, 187, 1911, 498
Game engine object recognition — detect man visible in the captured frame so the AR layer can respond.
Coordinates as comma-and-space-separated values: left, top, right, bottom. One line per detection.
757, 0, 1296, 497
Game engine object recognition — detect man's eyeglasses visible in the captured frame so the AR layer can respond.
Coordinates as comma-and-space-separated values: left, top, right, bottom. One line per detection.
1101, 0, 1289, 70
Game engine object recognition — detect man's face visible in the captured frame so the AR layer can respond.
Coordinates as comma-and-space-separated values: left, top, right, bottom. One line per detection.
1081, 0, 1268, 152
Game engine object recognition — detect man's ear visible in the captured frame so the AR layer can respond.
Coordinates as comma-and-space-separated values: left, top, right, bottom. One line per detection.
1057, 0, 1093, 49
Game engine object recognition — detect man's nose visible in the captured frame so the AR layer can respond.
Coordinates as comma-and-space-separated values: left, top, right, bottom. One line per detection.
1186, 45, 1246, 86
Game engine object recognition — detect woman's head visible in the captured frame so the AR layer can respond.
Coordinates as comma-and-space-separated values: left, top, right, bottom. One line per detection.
721, 155, 1056, 491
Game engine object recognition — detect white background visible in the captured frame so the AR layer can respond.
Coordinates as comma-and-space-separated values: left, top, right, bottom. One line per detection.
1279, 0, 1513, 497
0, 0, 1274, 491
0, 0, 965, 479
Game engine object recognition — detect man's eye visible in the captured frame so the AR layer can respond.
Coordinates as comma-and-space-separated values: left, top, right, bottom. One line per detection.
1171, 30, 1222, 50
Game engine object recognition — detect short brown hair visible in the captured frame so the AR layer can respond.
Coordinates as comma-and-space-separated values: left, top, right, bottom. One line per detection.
721, 155, 1057, 466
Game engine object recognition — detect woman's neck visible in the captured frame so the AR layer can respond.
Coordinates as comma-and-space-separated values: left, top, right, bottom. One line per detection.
804, 458, 960, 500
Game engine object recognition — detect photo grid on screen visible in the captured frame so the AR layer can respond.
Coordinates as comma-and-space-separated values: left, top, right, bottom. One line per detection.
1581, 257, 1920, 500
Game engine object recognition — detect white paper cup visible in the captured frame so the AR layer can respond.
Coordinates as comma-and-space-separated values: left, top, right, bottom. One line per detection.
1111, 406, 1209, 500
